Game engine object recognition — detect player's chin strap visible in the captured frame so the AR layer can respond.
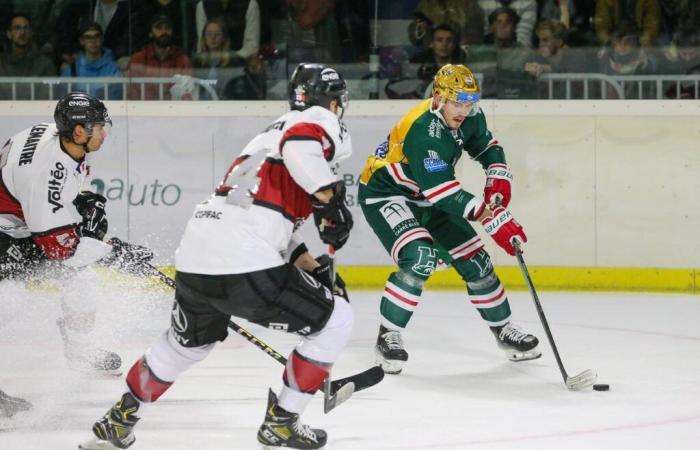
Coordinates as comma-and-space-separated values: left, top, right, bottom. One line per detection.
139, 261, 384, 413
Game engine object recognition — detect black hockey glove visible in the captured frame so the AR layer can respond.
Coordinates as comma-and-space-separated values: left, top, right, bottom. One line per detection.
73, 192, 108, 241
98, 237, 154, 276
310, 254, 349, 302
310, 182, 353, 251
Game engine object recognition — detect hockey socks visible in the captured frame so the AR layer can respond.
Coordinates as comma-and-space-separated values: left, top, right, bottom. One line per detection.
280, 350, 330, 413
379, 272, 423, 329
452, 251, 512, 326
126, 357, 173, 403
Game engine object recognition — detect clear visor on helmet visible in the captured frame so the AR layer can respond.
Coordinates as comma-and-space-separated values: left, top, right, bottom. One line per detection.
454, 91, 480, 116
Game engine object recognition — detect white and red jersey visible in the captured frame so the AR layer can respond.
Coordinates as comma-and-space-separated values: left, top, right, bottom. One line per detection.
0, 123, 107, 263
176, 106, 352, 274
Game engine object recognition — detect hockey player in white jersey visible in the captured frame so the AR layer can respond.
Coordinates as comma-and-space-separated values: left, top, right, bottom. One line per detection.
83, 63, 354, 450
0, 92, 153, 375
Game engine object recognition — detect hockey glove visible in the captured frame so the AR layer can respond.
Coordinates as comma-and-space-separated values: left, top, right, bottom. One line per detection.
311, 182, 353, 250
98, 237, 155, 276
73, 192, 108, 241
311, 254, 349, 302
481, 206, 527, 256
484, 163, 513, 208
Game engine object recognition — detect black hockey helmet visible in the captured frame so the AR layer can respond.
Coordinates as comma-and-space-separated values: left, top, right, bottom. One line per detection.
288, 63, 349, 118
54, 92, 111, 138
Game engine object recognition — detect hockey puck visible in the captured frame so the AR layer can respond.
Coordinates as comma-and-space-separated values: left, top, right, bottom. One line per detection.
593, 384, 610, 391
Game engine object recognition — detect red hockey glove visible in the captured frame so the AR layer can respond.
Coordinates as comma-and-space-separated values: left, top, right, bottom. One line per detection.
481, 207, 526, 256
484, 163, 513, 208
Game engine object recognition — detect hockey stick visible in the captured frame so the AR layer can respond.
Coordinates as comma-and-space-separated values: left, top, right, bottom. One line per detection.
142, 263, 383, 409
512, 240, 597, 391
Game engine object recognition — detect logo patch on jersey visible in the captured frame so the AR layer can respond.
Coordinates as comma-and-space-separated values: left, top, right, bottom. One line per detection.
374, 140, 388, 159
48, 161, 68, 213
428, 119, 442, 139
423, 150, 448, 173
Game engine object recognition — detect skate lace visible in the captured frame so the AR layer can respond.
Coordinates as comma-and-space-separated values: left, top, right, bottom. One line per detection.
500, 323, 528, 344
383, 331, 404, 350
293, 419, 318, 442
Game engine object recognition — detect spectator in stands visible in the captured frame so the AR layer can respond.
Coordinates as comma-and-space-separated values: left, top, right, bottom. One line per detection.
523, 19, 568, 77
0, 0, 68, 65
0, 13, 56, 100
408, 0, 485, 51
478, 0, 537, 47
412, 24, 468, 95
659, 26, 700, 98
193, 18, 239, 99
594, 0, 661, 48
472, 7, 530, 98
60, 22, 122, 99
223, 51, 269, 99
127, 14, 193, 100
141, 0, 198, 54
598, 21, 657, 98
195, 0, 260, 61
57, 0, 147, 71
285, 0, 340, 63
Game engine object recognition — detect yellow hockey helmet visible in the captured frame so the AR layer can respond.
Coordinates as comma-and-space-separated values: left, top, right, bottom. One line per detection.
432, 64, 480, 103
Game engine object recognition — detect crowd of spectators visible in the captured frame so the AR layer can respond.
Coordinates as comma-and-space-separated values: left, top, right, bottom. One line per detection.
0, 0, 698, 100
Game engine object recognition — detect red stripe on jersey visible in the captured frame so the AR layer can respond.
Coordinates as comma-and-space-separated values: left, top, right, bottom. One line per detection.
0, 172, 24, 221
283, 350, 329, 394
126, 357, 173, 402
425, 181, 460, 200
253, 158, 312, 222
280, 122, 335, 161
32, 225, 80, 260
385, 286, 419, 306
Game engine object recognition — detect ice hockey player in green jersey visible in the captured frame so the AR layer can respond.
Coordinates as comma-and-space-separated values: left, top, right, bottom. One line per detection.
359, 64, 540, 374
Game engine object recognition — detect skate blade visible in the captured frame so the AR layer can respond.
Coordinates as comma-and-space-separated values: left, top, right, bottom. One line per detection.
78, 437, 121, 450
504, 347, 542, 362
566, 369, 598, 391
375, 351, 405, 375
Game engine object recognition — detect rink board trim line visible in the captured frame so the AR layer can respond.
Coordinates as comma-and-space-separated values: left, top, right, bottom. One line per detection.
155, 266, 699, 294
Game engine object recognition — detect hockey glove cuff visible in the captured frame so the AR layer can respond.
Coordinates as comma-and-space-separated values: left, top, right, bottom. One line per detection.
481, 207, 527, 256
311, 254, 349, 302
73, 192, 108, 241
311, 182, 353, 250
484, 163, 513, 208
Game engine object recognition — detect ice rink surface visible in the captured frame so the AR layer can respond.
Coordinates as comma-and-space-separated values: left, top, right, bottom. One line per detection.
1, 279, 699, 450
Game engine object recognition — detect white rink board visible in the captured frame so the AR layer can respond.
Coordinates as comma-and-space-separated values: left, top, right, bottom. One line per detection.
0, 100, 698, 268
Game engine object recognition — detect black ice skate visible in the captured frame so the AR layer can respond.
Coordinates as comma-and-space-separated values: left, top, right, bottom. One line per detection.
0, 389, 32, 418
57, 318, 122, 375
491, 322, 541, 362
79, 392, 140, 450
375, 325, 409, 375
257, 389, 327, 450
